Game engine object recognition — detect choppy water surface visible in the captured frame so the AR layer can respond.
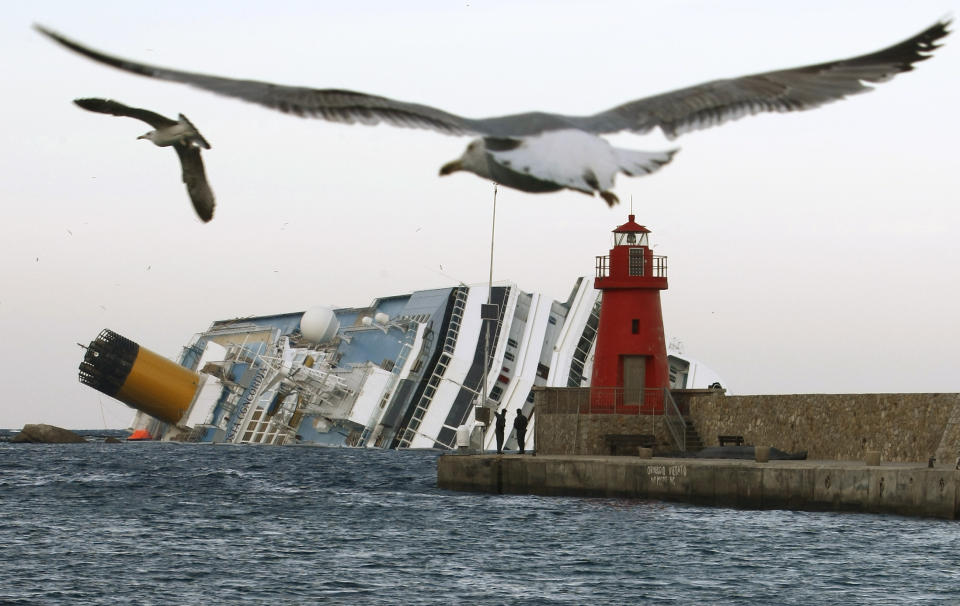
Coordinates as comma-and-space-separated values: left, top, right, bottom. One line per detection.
1, 442, 958, 605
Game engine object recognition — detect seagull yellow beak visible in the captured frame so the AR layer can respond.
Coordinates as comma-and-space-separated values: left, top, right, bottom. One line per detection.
439, 160, 462, 176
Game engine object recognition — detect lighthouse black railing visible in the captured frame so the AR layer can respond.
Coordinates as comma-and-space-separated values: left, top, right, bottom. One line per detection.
587, 387, 665, 414
652, 255, 668, 278
595, 255, 609, 278
536, 387, 681, 414
595, 255, 668, 279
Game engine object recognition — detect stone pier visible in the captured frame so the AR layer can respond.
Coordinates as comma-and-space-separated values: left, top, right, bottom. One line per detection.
437, 454, 960, 519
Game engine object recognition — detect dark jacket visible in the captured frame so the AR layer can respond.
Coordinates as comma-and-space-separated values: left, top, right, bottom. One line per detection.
513, 412, 528, 433
494, 410, 507, 433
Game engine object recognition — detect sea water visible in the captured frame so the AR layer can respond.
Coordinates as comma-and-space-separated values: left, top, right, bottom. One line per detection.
1, 441, 959, 605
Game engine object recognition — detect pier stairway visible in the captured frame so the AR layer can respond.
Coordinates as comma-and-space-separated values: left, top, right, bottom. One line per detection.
682, 417, 704, 452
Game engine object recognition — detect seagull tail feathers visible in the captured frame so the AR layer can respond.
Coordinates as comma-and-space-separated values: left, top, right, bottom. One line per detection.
614, 148, 679, 177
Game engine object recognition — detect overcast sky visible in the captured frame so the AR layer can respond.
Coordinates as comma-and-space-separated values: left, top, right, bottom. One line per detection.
2, 1, 957, 429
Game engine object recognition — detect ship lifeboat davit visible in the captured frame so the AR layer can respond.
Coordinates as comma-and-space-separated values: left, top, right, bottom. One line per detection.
78, 329, 202, 426
126, 429, 153, 441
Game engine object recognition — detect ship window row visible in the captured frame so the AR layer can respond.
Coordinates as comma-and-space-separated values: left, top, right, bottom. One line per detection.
504, 351, 515, 362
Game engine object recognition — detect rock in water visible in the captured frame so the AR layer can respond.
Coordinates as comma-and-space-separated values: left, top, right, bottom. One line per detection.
11, 424, 87, 443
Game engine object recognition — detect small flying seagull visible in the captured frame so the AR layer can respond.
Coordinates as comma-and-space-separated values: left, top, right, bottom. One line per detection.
72, 97, 215, 222
37, 21, 950, 206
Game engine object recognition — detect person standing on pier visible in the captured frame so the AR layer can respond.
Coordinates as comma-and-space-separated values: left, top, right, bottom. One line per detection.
514, 409, 529, 455
494, 408, 507, 454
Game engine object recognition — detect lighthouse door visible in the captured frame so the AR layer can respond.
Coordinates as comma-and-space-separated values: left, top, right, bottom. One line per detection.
622, 355, 647, 408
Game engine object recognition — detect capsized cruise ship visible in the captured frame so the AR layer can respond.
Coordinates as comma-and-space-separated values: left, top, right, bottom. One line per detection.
87, 276, 722, 450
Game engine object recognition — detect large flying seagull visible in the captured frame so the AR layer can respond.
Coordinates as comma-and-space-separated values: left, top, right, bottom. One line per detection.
37, 21, 949, 206
73, 97, 215, 222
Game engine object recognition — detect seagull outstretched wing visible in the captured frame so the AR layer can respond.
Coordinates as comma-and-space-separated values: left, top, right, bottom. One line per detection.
38, 20, 949, 139
173, 144, 215, 222
44, 21, 949, 205
73, 97, 177, 129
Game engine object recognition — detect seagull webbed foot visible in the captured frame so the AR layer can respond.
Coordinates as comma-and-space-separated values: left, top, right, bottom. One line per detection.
600, 191, 619, 207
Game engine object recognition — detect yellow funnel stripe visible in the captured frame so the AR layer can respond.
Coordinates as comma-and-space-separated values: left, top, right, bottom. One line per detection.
116, 347, 200, 425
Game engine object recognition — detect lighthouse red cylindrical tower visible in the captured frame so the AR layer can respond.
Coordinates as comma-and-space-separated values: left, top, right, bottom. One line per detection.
591, 215, 669, 413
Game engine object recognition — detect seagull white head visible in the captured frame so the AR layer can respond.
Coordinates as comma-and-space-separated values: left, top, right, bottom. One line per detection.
439, 139, 485, 178
136, 130, 160, 144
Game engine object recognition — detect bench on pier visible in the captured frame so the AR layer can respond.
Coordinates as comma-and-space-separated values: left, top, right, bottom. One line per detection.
604, 434, 656, 456
718, 435, 744, 447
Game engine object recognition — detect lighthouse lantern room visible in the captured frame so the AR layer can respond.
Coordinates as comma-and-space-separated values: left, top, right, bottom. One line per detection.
591, 214, 669, 413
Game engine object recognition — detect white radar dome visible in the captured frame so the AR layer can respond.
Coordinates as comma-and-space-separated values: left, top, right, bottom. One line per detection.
300, 306, 340, 344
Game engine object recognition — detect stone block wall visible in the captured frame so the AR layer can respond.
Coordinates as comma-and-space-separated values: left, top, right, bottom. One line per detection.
684, 392, 960, 463
535, 389, 960, 463
535, 412, 671, 456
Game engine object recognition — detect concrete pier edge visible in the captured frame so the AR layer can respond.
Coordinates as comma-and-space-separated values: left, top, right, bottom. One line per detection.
437, 454, 960, 520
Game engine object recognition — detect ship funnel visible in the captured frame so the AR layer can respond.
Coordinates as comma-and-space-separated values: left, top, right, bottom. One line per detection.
78, 329, 202, 426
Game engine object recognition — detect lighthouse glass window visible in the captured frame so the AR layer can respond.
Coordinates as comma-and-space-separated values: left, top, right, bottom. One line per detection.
628, 248, 645, 276
615, 231, 648, 247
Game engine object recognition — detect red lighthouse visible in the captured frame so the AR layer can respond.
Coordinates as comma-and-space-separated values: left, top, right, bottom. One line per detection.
591, 215, 669, 413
